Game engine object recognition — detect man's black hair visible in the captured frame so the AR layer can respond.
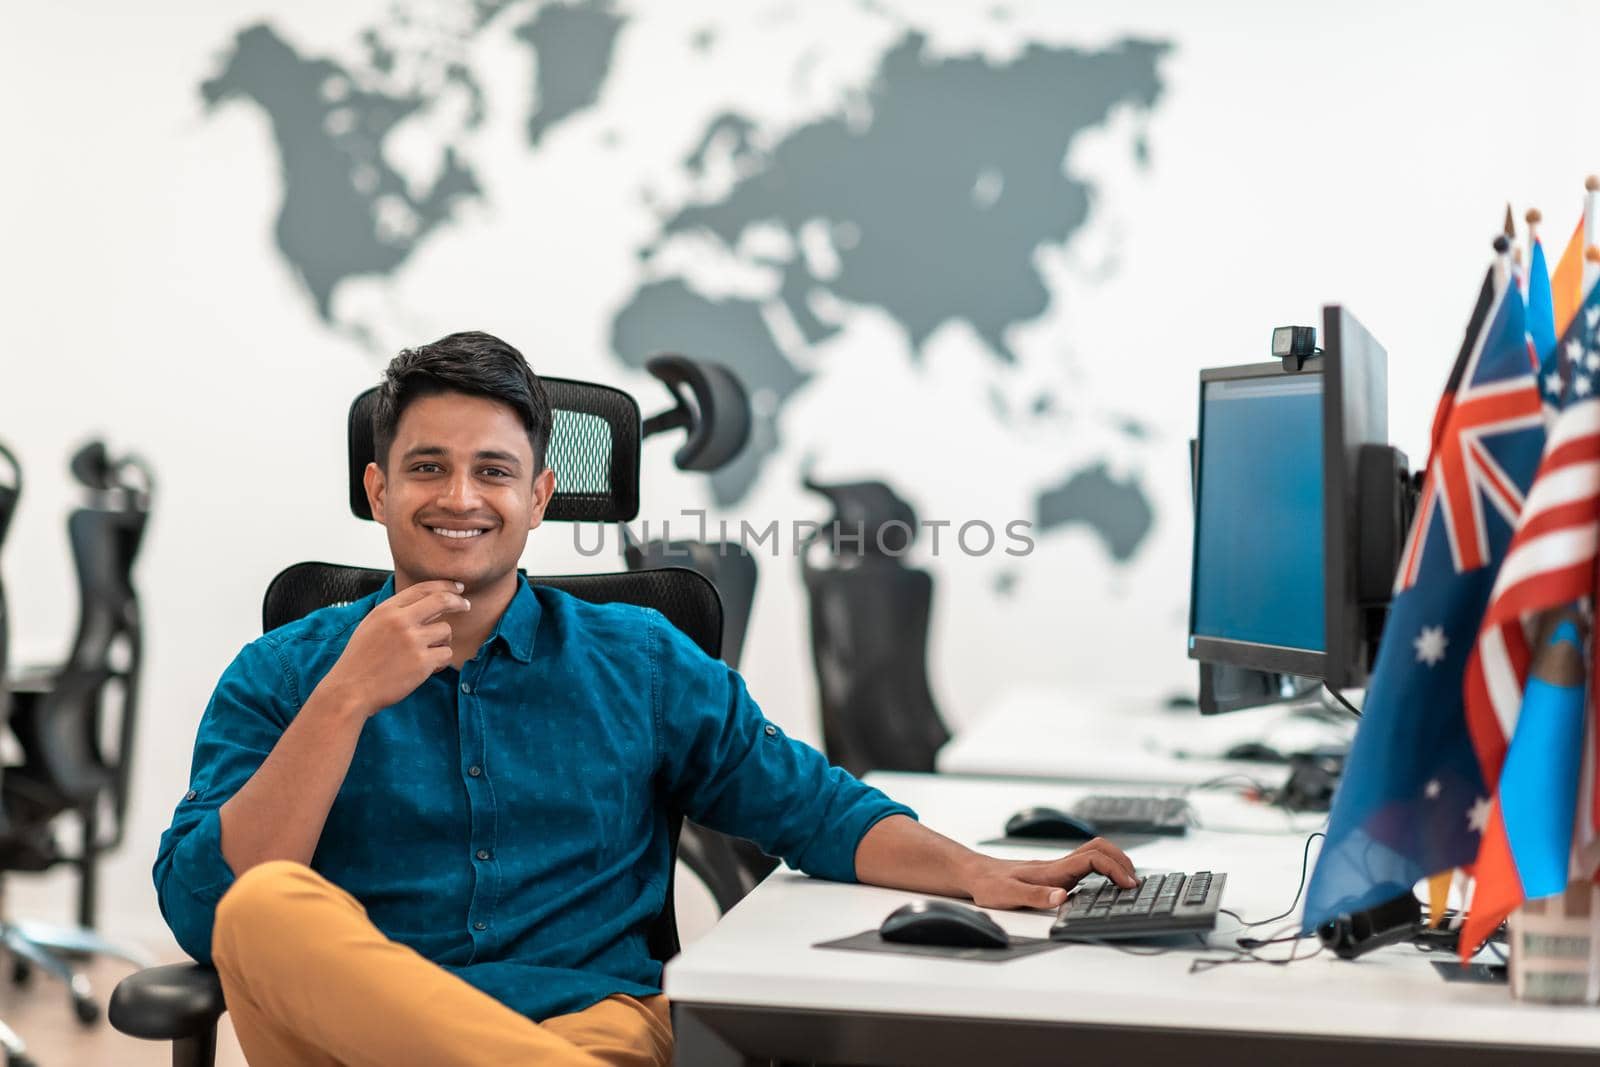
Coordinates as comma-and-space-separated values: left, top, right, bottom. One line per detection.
373, 331, 553, 474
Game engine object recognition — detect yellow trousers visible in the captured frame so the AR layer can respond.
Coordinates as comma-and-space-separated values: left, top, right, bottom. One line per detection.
210, 861, 673, 1067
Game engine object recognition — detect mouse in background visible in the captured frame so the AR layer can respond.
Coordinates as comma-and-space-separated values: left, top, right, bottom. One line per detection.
1004, 806, 1098, 841
879, 900, 1010, 949
1223, 740, 1288, 763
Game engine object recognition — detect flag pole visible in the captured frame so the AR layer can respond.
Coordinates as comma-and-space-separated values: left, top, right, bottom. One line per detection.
1585, 177, 1600, 293
1494, 233, 1513, 293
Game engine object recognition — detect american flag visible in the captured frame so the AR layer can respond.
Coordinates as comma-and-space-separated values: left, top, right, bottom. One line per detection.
1464, 285, 1600, 792
1456, 280, 1600, 956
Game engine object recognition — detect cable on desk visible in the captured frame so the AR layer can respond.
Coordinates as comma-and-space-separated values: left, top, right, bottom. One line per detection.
1183, 775, 1335, 832
1189, 923, 1325, 974
1220, 831, 1325, 928
1185, 773, 1278, 796
1071, 934, 1208, 957
1322, 682, 1363, 719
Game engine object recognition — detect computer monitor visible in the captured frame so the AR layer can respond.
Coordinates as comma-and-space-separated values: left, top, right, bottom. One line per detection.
1188, 305, 1392, 692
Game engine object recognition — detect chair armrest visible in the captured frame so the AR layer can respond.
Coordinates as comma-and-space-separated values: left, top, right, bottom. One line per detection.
108, 963, 226, 1040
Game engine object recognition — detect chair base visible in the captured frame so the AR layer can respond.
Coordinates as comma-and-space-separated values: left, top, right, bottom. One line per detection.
0, 917, 150, 1029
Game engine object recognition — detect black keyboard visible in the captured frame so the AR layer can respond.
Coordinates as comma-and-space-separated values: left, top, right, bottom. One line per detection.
1072, 794, 1192, 835
1050, 871, 1226, 941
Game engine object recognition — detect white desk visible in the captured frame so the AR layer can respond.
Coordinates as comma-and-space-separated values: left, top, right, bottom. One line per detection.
937, 686, 1354, 789
665, 773, 1598, 1066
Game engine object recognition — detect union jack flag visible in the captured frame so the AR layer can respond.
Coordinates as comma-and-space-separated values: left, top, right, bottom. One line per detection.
1402, 274, 1545, 590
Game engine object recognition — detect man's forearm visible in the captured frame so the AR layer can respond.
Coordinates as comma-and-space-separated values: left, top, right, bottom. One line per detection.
218, 683, 368, 876
853, 814, 985, 897
852, 813, 1139, 910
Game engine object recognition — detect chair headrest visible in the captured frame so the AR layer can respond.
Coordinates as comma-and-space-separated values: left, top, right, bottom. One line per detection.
66, 440, 153, 512
802, 477, 919, 556
643, 356, 751, 472
348, 378, 642, 524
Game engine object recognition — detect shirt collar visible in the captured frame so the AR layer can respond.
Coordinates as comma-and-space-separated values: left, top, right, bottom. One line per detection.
370, 572, 538, 663
488, 574, 539, 662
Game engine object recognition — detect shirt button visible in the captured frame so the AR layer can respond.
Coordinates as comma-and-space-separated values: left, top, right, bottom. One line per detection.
476, 849, 490, 861
473, 921, 487, 931
468, 765, 482, 777
185, 790, 197, 801
764, 724, 777, 737
460, 681, 472, 694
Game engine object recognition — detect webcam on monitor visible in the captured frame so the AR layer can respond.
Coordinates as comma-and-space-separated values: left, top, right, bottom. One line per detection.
1271, 325, 1319, 369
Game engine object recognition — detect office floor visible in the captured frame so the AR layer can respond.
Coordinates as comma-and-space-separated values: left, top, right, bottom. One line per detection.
0, 955, 246, 1067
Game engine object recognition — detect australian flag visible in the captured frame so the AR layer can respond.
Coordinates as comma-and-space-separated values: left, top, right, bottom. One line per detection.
1302, 262, 1546, 932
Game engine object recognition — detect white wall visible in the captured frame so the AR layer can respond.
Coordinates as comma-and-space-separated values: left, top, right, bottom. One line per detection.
3, 0, 1599, 948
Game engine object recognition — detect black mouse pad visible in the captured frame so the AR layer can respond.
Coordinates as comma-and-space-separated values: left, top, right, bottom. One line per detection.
814, 930, 1064, 962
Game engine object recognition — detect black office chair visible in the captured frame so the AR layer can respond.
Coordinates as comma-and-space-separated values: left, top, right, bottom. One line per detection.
627, 356, 780, 909
0, 442, 38, 1066
0, 441, 18, 728
626, 353, 758, 669
109, 376, 730, 1067
800, 477, 950, 777
0, 441, 154, 1027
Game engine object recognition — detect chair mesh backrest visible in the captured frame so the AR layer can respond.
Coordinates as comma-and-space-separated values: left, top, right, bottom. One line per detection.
263, 563, 723, 661
66, 509, 148, 672
347, 379, 641, 523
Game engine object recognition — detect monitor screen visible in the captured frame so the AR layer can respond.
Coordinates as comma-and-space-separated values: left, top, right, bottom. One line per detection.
1191, 370, 1326, 660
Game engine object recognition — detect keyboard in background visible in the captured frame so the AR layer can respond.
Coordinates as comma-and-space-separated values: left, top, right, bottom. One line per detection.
1050, 871, 1226, 941
1073, 794, 1193, 836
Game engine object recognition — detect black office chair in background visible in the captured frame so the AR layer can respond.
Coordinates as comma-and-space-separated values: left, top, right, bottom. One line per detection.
109, 374, 738, 1067
626, 355, 777, 911
0, 441, 19, 729
0, 440, 154, 1027
801, 476, 951, 777
0, 441, 38, 1066
626, 354, 759, 669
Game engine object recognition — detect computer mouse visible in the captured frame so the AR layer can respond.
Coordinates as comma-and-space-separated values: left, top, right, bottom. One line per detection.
879, 899, 1010, 949
1223, 741, 1288, 763
1003, 806, 1098, 841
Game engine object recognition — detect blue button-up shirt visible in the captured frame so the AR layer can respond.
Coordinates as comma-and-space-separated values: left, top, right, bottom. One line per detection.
155, 576, 914, 1021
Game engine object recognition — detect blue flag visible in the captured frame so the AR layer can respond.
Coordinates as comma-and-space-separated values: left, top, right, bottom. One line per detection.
1500, 620, 1586, 897
1301, 271, 1545, 932
1528, 237, 1559, 373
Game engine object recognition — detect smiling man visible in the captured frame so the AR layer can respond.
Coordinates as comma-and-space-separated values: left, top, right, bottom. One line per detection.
154, 331, 1135, 1067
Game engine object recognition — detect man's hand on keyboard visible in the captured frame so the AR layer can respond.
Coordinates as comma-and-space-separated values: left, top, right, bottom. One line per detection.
963, 838, 1138, 911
